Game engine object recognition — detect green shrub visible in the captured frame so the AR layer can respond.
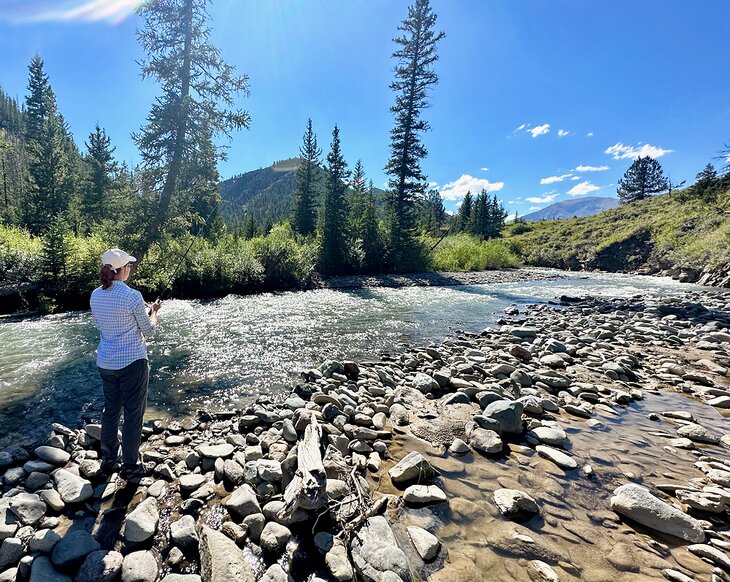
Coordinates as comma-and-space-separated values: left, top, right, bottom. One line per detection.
431, 234, 521, 271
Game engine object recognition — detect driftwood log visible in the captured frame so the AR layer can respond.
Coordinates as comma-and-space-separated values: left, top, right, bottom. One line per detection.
278, 415, 327, 519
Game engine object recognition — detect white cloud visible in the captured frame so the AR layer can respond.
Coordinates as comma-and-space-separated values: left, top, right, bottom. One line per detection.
604, 142, 673, 160
427, 181, 438, 189
530, 124, 550, 138
540, 174, 572, 185
514, 123, 527, 132
505, 212, 518, 222
574, 165, 609, 172
570, 176, 580, 180
507, 201, 515, 205
439, 174, 505, 201
526, 193, 558, 204
14, 0, 139, 23
528, 206, 541, 211
586, 132, 594, 137
480, 167, 489, 172
557, 129, 570, 137
567, 181, 601, 196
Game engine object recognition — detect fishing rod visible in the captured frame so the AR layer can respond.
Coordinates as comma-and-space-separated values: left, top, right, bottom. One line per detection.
147, 200, 226, 314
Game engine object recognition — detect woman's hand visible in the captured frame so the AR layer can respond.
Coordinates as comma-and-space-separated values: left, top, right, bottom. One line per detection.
151, 299, 162, 313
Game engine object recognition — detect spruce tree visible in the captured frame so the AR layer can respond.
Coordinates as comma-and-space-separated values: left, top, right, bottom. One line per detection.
291, 119, 321, 236
134, 0, 250, 259
456, 191, 473, 233
318, 125, 349, 276
24, 56, 50, 146
471, 190, 488, 237
486, 193, 507, 238
242, 212, 256, 239
694, 163, 718, 196
360, 180, 382, 273
83, 124, 117, 226
617, 156, 669, 204
384, 0, 445, 271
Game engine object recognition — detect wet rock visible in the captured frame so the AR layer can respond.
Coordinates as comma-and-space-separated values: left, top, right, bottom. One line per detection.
407, 526, 440, 562
708, 396, 730, 408
493, 489, 539, 520
52, 468, 93, 504
260, 522, 291, 554
76, 550, 124, 582
526, 427, 567, 447
708, 469, 730, 487
124, 497, 159, 543
469, 428, 503, 455
388, 452, 439, 486
199, 526, 255, 582
610, 483, 705, 543
687, 544, 730, 571
535, 445, 578, 470
170, 515, 198, 550
51, 530, 101, 569
121, 550, 158, 582
448, 438, 470, 455
661, 569, 695, 582
29, 556, 71, 582
403, 485, 447, 505
677, 423, 720, 444
527, 560, 559, 582
676, 489, 726, 513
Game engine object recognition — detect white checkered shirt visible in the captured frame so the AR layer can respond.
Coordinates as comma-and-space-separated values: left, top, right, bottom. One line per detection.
90, 280, 157, 370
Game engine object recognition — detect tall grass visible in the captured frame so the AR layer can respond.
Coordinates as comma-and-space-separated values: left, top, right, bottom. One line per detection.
430, 234, 521, 271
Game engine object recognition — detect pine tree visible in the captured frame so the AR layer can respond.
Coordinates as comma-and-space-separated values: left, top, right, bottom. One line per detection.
347, 159, 367, 234
184, 124, 224, 239
384, 0, 445, 271
694, 163, 718, 196
416, 189, 445, 235
24, 56, 50, 146
134, 0, 250, 259
242, 212, 256, 239
617, 156, 669, 204
456, 191, 473, 233
318, 125, 349, 276
485, 193, 507, 238
291, 119, 321, 237
471, 190, 488, 237
360, 181, 382, 273
83, 124, 117, 226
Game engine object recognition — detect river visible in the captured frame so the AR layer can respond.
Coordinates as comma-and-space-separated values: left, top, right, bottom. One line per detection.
0, 269, 700, 447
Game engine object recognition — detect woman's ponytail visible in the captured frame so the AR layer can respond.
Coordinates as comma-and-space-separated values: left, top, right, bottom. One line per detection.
100, 264, 117, 290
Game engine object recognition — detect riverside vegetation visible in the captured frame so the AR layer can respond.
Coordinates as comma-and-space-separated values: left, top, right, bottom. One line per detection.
1, 290, 730, 581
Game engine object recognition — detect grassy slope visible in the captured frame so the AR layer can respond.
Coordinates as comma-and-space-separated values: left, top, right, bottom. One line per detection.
503, 181, 730, 275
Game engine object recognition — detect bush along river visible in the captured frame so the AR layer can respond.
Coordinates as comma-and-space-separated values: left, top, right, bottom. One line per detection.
1, 268, 730, 581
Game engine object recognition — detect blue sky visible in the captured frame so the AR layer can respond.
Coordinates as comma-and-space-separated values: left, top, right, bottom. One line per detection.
0, 0, 728, 217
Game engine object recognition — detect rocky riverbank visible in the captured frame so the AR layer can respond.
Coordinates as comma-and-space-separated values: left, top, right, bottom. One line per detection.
1, 291, 730, 581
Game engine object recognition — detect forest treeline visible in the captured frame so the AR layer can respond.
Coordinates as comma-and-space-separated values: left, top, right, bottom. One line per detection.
0, 0, 516, 313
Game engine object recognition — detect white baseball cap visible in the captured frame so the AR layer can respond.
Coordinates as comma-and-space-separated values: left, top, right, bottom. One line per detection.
102, 248, 137, 270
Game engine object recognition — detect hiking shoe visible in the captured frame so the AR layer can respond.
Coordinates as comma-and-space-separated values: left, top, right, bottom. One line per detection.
100, 459, 120, 475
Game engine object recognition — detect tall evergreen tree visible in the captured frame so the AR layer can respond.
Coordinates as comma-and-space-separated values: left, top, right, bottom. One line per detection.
470, 190, 488, 237
134, 0, 250, 258
347, 159, 367, 232
23, 59, 74, 235
485, 193, 508, 238
417, 188, 445, 235
291, 119, 321, 236
617, 156, 669, 204
359, 180, 382, 273
318, 125, 349, 276
82, 124, 117, 226
694, 163, 718, 195
384, 0, 445, 271
456, 191, 473, 232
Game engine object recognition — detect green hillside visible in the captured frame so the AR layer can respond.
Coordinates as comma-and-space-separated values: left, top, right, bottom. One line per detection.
504, 177, 730, 284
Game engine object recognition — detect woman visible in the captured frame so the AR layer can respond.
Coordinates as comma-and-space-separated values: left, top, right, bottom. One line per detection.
90, 248, 161, 480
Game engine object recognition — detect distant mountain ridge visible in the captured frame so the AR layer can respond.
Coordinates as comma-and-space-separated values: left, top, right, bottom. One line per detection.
218, 158, 385, 225
522, 196, 619, 221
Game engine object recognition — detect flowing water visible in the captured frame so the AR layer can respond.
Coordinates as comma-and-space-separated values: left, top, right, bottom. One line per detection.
0, 269, 702, 446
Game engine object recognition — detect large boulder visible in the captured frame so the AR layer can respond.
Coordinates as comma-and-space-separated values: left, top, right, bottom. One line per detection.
29, 556, 72, 582
388, 452, 439, 486
76, 550, 124, 582
51, 530, 101, 570
224, 484, 261, 519
124, 497, 159, 544
610, 484, 705, 543
493, 489, 539, 521
121, 550, 158, 582
199, 526, 255, 582
34, 446, 70, 466
52, 469, 93, 504
350, 516, 410, 582
412, 373, 440, 394
8, 493, 46, 526
482, 400, 524, 434
170, 515, 198, 550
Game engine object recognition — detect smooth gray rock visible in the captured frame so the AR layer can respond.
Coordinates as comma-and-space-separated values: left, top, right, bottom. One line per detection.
469, 428, 503, 455
76, 550, 124, 582
51, 530, 101, 569
196, 444, 234, 459
403, 485, 447, 505
676, 423, 720, 444
350, 516, 409, 582
52, 469, 93, 504
199, 526, 255, 582
260, 522, 291, 553
388, 452, 439, 486
179, 474, 206, 494
325, 539, 353, 582
526, 426, 567, 447
483, 400, 524, 434
687, 544, 730, 571
170, 515, 198, 550
412, 373, 440, 394
224, 484, 261, 518
535, 445, 578, 470
123, 497, 159, 544
29, 556, 72, 582
121, 550, 158, 582
28, 529, 61, 553
0, 538, 22, 571
407, 526, 440, 562
161, 575, 202, 582
0, 507, 18, 541
34, 447, 70, 466
610, 484, 705, 543
8, 493, 46, 526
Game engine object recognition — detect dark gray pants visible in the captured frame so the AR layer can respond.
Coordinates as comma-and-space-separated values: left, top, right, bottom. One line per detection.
97, 358, 149, 469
